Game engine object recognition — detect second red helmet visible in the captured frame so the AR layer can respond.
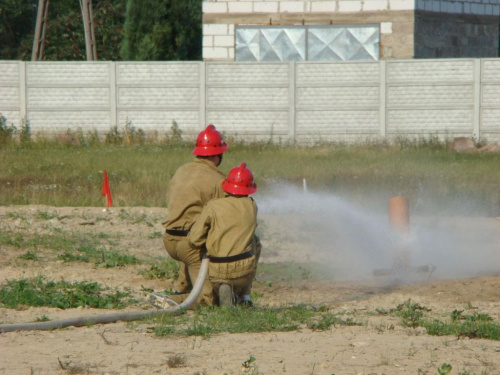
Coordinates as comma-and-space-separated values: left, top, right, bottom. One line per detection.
192, 124, 228, 156
222, 162, 257, 196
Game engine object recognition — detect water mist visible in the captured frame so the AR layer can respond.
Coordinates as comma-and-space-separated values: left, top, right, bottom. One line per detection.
257, 182, 499, 282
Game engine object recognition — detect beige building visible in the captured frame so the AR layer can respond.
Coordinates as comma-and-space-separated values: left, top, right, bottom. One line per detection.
202, 0, 500, 60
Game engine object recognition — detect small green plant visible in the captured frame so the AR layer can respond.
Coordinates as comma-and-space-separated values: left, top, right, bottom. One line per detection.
154, 326, 176, 336
36, 210, 57, 220
166, 354, 186, 368
152, 305, 316, 338
19, 251, 38, 260
423, 311, 500, 340
250, 291, 263, 301
140, 258, 180, 279
124, 118, 145, 145
104, 125, 123, 145
19, 118, 32, 146
6, 212, 26, 220
391, 299, 431, 328
84, 129, 101, 146
408, 343, 419, 356
378, 355, 390, 366
299, 265, 311, 280
35, 315, 50, 322
257, 262, 333, 283
0, 113, 17, 145
464, 301, 476, 310
242, 355, 256, 369
148, 231, 163, 239
0, 276, 135, 309
451, 310, 493, 323
307, 313, 363, 331
118, 210, 154, 226
166, 120, 183, 144
58, 245, 140, 268
0, 232, 24, 247
437, 363, 452, 375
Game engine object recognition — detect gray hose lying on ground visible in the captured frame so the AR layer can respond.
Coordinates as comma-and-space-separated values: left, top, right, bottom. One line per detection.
0, 257, 209, 333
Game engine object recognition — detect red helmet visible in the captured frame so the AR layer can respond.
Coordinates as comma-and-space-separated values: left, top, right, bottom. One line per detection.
222, 162, 257, 195
192, 124, 228, 156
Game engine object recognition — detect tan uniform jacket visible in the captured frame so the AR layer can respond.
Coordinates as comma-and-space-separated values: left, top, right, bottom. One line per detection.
162, 158, 226, 231
189, 195, 259, 280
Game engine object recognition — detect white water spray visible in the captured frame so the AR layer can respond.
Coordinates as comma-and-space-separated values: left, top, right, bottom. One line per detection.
257, 182, 500, 282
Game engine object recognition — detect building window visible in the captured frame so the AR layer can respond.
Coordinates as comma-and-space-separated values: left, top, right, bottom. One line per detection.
235, 25, 380, 62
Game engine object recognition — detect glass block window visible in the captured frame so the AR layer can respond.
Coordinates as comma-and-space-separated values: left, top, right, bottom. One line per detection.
236, 25, 380, 62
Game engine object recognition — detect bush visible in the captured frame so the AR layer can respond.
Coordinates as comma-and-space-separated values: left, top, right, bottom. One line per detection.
0, 114, 17, 145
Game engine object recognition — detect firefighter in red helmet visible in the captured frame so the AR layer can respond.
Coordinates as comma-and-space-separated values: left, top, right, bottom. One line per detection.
155, 124, 228, 308
189, 162, 262, 307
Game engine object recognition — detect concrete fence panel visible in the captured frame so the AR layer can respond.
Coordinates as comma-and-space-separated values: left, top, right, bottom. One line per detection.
481, 59, 500, 141
1, 59, 499, 143
116, 62, 202, 138
206, 62, 290, 142
25, 62, 112, 135
0, 61, 22, 128
385, 59, 476, 139
295, 61, 381, 143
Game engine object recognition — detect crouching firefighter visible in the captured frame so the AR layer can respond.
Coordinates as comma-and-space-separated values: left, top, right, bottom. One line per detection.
160, 124, 228, 308
188, 162, 262, 307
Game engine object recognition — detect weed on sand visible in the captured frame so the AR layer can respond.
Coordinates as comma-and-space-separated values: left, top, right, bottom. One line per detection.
0, 275, 136, 309
150, 304, 362, 338
380, 299, 500, 341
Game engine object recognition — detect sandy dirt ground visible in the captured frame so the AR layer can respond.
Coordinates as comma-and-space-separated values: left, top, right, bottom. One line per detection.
1, 205, 499, 375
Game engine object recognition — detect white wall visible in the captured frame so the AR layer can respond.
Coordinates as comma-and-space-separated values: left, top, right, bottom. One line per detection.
203, 0, 500, 16
1, 59, 499, 144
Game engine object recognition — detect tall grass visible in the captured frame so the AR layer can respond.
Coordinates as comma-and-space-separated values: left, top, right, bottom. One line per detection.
1, 126, 499, 215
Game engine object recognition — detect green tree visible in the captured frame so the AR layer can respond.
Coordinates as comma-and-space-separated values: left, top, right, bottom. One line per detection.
37, 0, 126, 61
0, 0, 35, 59
6, 0, 126, 61
92, 0, 127, 60
41, 0, 86, 60
121, 0, 201, 61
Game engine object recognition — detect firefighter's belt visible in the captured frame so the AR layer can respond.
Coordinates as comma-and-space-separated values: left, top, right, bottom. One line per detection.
208, 250, 254, 263
165, 229, 190, 237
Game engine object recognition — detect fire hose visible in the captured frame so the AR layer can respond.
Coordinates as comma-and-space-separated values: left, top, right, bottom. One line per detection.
0, 257, 209, 333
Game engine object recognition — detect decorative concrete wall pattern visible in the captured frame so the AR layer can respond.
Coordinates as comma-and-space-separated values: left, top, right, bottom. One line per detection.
206, 63, 290, 141
25, 62, 112, 134
0, 59, 499, 143
115, 62, 203, 135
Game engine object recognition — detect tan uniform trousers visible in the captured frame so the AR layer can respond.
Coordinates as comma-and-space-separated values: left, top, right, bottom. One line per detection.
162, 233, 214, 307
211, 274, 254, 303
209, 239, 261, 302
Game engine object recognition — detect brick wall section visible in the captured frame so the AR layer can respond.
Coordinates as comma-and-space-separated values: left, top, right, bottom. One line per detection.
203, 9, 415, 59
202, 0, 500, 60
1, 60, 500, 143
415, 12, 499, 58
203, 0, 500, 15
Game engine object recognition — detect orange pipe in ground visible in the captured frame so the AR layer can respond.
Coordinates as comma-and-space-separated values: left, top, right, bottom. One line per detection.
389, 196, 410, 236
389, 196, 411, 269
